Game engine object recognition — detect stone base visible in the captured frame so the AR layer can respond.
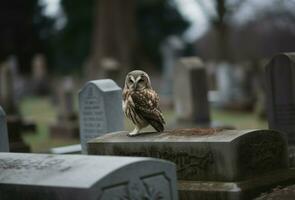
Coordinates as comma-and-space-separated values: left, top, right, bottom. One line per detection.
178, 169, 295, 200
50, 123, 79, 138
87, 129, 288, 182
87, 129, 289, 199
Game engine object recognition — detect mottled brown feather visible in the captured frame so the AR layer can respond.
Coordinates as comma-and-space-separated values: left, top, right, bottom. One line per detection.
130, 89, 165, 132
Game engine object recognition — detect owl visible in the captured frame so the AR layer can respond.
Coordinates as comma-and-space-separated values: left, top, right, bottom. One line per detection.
123, 70, 165, 136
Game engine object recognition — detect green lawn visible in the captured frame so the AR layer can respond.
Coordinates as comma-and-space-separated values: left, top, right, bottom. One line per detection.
20, 97, 267, 153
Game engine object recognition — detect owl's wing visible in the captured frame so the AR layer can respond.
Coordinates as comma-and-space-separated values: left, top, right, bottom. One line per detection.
131, 90, 165, 132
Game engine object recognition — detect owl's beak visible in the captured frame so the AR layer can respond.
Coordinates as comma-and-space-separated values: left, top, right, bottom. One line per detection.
134, 82, 138, 90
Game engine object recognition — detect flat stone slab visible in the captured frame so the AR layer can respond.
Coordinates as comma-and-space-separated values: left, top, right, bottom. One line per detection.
178, 168, 295, 200
87, 129, 288, 182
254, 184, 295, 200
0, 153, 178, 200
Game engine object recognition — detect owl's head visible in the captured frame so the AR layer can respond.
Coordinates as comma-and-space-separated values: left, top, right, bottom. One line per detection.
124, 70, 152, 90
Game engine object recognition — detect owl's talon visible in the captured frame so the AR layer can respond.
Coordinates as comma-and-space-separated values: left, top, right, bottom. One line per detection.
128, 132, 138, 137
128, 128, 140, 136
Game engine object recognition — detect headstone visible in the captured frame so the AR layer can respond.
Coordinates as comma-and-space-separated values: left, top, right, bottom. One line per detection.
161, 36, 184, 105
265, 53, 295, 144
31, 54, 50, 95
50, 77, 79, 138
0, 106, 9, 152
173, 57, 210, 124
0, 153, 178, 200
0, 60, 17, 114
79, 79, 124, 153
87, 129, 292, 199
100, 57, 120, 82
0, 59, 32, 152
216, 62, 255, 110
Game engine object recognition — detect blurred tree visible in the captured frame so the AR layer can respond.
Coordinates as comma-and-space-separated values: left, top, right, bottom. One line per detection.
49, 0, 94, 74
48, 0, 188, 77
87, 0, 136, 82
87, 0, 188, 82
136, 0, 189, 67
196, 0, 295, 62
196, 0, 246, 61
0, 0, 51, 74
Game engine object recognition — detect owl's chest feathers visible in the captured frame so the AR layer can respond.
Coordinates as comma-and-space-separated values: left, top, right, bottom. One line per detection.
123, 91, 148, 127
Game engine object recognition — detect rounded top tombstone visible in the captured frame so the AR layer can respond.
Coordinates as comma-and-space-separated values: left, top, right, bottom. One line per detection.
80, 79, 121, 93
265, 52, 295, 144
79, 79, 124, 154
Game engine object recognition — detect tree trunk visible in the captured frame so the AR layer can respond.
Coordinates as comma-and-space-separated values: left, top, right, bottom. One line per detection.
87, 0, 136, 85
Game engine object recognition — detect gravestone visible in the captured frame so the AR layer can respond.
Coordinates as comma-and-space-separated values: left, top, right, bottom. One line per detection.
79, 79, 124, 153
0, 59, 31, 152
216, 62, 254, 110
50, 77, 79, 138
100, 57, 120, 83
31, 54, 50, 95
265, 53, 295, 144
0, 60, 17, 114
173, 57, 210, 125
87, 129, 293, 200
0, 106, 9, 152
0, 153, 178, 200
161, 36, 184, 105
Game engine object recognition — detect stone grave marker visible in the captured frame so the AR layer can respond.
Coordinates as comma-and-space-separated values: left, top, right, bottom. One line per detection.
0, 153, 178, 200
265, 53, 295, 144
79, 79, 123, 153
0, 60, 31, 152
0, 60, 17, 114
87, 129, 293, 200
161, 36, 184, 105
173, 57, 210, 125
0, 106, 9, 152
31, 53, 50, 95
50, 77, 79, 138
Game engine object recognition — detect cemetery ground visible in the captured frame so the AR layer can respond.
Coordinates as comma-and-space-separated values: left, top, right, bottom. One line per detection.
20, 96, 267, 153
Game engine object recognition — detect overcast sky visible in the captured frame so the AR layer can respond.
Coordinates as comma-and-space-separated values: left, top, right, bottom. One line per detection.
40, 0, 295, 42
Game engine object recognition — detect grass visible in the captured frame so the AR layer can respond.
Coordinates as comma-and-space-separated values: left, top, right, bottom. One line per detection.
21, 97, 79, 153
20, 97, 267, 153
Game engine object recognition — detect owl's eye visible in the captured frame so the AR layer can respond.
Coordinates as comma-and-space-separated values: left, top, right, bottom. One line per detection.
138, 79, 144, 83
129, 79, 134, 83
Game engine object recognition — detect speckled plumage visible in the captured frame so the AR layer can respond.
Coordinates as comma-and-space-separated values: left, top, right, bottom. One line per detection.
123, 70, 165, 136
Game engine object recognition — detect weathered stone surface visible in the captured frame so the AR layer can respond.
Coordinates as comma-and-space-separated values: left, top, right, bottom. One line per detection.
265, 53, 295, 144
179, 169, 295, 200
0, 106, 9, 152
87, 129, 292, 200
0, 153, 178, 200
87, 129, 288, 182
254, 184, 295, 200
173, 57, 210, 124
79, 79, 124, 153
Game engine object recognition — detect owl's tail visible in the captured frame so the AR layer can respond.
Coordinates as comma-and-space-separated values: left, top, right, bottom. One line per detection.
150, 120, 164, 132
